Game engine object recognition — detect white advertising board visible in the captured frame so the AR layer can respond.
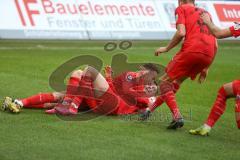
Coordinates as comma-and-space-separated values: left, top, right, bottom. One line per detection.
0, 0, 239, 40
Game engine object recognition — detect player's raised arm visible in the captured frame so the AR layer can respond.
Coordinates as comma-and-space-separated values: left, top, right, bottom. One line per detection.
201, 13, 232, 39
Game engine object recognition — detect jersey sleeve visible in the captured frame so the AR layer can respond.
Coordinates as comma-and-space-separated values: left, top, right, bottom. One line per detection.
175, 6, 185, 26
229, 22, 240, 38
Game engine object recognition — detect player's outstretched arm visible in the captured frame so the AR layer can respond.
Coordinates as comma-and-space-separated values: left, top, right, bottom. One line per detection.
201, 13, 232, 39
155, 24, 185, 56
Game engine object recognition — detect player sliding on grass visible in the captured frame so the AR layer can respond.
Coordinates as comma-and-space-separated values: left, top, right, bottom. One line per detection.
140, 0, 218, 129
2, 64, 159, 116
189, 13, 240, 136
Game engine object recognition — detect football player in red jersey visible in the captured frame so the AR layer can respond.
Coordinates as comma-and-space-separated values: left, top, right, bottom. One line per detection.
50, 64, 158, 116
189, 13, 240, 136
3, 64, 158, 116
2, 64, 158, 116
141, 0, 218, 129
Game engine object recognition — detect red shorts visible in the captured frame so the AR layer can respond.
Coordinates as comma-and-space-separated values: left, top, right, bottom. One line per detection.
233, 80, 240, 95
166, 52, 214, 80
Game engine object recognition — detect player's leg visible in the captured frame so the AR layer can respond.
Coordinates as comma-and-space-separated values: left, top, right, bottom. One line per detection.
159, 74, 186, 129
189, 82, 235, 136
61, 70, 83, 104
81, 66, 120, 115
66, 74, 95, 115
140, 79, 182, 121
232, 80, 240, 128
22, 92, 64, 108
51, 70, 85, 115
236, 95, 240, 129
55, 66, 111, 115
83, 66, 109, 98
2, 92, 64, 113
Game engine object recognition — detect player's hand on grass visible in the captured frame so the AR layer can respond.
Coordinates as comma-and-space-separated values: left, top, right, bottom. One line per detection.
198, 68, 208, 84
104, 65, 113, 78
201, 13, 211, 25
155, 47, 168, 56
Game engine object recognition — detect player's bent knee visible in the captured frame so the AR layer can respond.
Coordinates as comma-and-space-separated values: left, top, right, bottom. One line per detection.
223, 82, 235, 97
71, 70, 83, 78
159, 81, 174, 95
84, 66, 101, 77
53, 92, 65, 101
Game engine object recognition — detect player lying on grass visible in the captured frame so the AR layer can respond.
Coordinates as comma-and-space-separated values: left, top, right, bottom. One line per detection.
189, 13, 240, 136
1, 92, 64, 113
46, 64, 158, 116
2, 64, 158, 116
139, 0, 218, 130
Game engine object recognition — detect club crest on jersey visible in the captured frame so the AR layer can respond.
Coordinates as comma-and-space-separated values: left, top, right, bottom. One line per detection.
234, 22, 240, 30
126, 74, 133, 81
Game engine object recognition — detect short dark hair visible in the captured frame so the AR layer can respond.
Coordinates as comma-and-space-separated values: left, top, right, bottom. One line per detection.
142, 63, 160, 74
181, 0, 195, 3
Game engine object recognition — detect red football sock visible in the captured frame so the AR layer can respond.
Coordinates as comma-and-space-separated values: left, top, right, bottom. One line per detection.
205, 87, 227, 127
162, 91, 181, 120
63, 76, 82, 102
68, 77, 94, 113
149, 96, 164, 112
235, 97, 240, 129
149, 82, 180, 112
23, 104, 45, 109
21, 93, 55, 107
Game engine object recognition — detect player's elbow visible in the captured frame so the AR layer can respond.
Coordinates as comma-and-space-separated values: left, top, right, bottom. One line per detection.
177, 30, 186, 38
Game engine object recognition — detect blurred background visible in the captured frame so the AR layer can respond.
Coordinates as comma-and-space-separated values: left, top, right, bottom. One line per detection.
0, 0, 239, 40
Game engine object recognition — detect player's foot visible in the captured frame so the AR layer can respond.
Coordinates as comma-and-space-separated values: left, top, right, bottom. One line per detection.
1, 97, 21, 113
55, 103, 70, 115
167, 118, 184, 129
55, 103, 77, 116
139, 109, 151, 121
189, 125, 211, 136
45, 108, 57, 114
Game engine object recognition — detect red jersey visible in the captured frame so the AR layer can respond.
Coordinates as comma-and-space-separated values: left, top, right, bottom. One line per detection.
230, 22, 240, 37
116, 96, 157, 115
175, 4, 217, 58
112, 71, 146, 105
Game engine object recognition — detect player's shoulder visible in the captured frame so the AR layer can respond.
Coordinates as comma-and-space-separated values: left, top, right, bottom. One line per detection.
175, 4, 190, 15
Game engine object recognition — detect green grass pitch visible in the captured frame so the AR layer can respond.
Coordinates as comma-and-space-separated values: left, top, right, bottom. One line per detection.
0, 40, 239, 160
